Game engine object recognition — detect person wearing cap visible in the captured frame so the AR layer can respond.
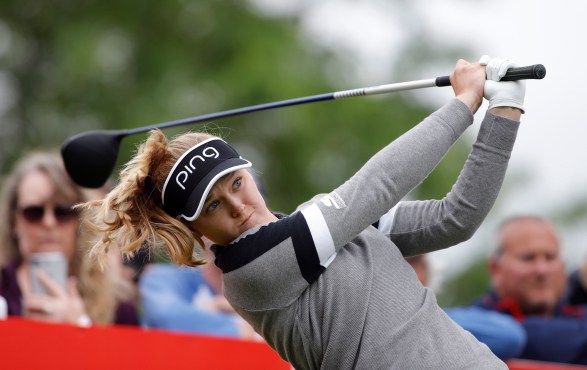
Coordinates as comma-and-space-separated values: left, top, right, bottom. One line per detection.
82, 56, 525, 369
137, 173, 267, 339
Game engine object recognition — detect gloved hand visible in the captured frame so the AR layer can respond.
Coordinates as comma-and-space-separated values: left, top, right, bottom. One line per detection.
479, 55, 526, 113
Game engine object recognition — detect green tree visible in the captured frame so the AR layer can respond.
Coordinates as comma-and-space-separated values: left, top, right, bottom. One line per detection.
437, 258, 491, 307
1, 0, 468, 213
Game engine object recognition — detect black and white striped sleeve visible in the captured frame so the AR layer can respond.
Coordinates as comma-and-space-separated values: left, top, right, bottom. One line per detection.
214, 208, 338, 285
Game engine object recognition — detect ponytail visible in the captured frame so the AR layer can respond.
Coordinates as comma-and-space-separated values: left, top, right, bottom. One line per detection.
81, 129, 215, 267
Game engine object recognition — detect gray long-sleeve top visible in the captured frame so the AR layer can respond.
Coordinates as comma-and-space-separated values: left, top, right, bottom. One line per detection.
213, 99, 516, 369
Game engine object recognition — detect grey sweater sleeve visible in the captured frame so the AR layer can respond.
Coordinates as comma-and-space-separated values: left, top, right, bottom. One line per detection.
308, 98, 474, 252
388, 109, 520, 256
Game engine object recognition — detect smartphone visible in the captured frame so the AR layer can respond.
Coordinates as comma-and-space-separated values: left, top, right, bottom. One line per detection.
30, 252, 68, 295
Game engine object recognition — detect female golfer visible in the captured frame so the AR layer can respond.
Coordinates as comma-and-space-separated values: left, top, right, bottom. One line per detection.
84, 57, 524, 369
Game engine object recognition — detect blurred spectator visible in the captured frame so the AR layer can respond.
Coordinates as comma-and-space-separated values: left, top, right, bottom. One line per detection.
139, 263, 261, 339
404, 254, 526, 359
0, 151, 139, 326
139, 243, 259, 340
472, 215, 587, 365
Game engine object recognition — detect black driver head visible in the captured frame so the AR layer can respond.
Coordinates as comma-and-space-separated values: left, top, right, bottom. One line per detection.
61, 130, 126, 188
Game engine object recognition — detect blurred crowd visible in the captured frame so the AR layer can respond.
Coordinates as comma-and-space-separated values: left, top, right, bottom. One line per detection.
1, 149, 587, 367
406, 216, 587, 365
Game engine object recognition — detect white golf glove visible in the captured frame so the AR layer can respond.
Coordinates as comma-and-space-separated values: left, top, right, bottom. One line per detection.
479, 55, 526, 113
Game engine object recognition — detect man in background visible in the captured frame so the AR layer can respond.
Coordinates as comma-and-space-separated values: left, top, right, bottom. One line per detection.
473, 215, 587, 365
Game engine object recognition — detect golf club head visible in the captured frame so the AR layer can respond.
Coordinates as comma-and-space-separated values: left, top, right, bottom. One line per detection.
61, 130, 126, 188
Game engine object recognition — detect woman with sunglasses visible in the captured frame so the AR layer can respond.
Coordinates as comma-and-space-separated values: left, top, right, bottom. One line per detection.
0, 151, 139, 326
83, 57, 524, 368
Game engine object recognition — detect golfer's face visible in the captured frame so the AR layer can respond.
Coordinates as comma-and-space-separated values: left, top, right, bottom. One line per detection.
189, 170, 274, 245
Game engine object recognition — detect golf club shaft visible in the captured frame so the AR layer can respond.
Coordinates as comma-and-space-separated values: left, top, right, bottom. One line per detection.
61, 63, 545, 188
127, 64, 545, 136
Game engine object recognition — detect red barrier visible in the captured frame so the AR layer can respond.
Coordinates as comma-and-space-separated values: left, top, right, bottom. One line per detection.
4, 317, 586, 370
0, 317, 291, 370
507, 359, 587, 370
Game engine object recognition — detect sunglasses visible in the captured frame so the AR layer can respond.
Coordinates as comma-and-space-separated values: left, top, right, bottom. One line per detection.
18, 204, 78, 224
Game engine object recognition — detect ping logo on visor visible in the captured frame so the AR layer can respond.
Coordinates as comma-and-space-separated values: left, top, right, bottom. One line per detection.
161, 138, 251, 221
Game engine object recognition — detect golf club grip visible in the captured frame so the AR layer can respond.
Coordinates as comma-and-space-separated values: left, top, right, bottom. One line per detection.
435, 64, 546, 87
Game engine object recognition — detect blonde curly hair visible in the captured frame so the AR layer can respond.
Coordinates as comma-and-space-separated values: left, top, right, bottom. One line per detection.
82, 129, 215, 268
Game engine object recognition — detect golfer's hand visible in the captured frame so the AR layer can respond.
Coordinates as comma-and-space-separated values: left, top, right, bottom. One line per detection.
450, 59, 485, 114
480, 55, 526, 115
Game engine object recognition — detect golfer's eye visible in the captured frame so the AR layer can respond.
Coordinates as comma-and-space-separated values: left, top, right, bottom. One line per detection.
207, 200, 220, 212
232, 177, 242, 190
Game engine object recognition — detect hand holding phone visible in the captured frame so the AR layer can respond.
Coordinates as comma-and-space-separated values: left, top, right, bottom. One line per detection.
30, 252, 68, 295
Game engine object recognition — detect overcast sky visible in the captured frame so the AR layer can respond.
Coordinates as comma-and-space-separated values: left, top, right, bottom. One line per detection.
253, 0, 587, 279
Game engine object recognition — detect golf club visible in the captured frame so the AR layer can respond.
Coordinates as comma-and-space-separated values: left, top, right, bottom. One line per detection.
62, 64, 545, 188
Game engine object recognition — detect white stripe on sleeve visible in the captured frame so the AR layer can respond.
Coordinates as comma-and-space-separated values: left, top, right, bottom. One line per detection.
377, 203, 400, 238
300, 203, 337, 267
